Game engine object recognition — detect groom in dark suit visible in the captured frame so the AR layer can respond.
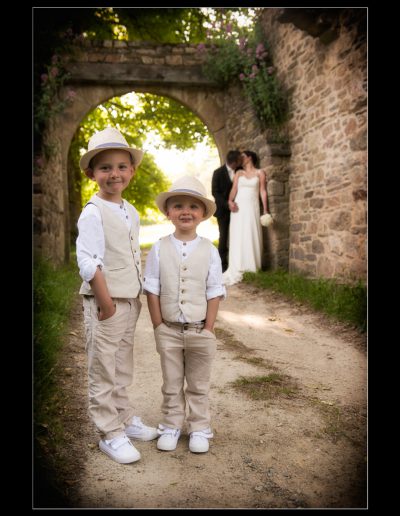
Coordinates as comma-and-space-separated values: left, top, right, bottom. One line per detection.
211, 150, 243, 272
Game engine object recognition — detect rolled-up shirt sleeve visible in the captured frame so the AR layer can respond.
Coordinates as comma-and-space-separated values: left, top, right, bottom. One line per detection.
206, 246, 227, 300
76, 205, 105, 283
143, 242, 161, 296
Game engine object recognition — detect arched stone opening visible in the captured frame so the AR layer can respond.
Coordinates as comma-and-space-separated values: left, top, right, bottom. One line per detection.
36, 82, 229, 264
65, 85, 225, 245
35, 11, 368, 286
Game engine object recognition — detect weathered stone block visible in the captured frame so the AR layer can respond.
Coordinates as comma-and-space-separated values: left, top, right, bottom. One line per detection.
311, 239, 324, 253
166, 55, 183, 65
310, 198, 324, 209
329, 211, 351, 231
268, 180, 285, 196
350, 129, 367, 150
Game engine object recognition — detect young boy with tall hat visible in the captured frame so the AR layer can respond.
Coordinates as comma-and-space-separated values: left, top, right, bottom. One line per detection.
76, 127, 158, 464
144, 176, 226, 453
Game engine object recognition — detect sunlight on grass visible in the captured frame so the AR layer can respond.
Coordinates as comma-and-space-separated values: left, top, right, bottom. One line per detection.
243, 270, 367, 330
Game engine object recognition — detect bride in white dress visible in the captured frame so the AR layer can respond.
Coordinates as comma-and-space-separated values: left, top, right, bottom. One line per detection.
222, 150, 269, 286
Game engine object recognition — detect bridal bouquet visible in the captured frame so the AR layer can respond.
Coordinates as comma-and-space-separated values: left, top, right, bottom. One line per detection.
260, 213, 273, 227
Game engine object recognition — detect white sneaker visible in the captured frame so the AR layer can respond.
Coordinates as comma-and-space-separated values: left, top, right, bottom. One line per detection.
99, 433, 141, 463
189, 428, 214, 453
125, 416, 158, 441
156, 424, 181, 451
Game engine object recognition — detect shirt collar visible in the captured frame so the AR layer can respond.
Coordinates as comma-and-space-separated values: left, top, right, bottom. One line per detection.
171, 233, 200, 246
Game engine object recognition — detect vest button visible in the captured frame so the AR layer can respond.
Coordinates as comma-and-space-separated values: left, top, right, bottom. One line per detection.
181, 289, 184, 293
182, 253, 186, 257
180, 300, 185, 304
181, 279, 185, 282
182, 266, 187, 271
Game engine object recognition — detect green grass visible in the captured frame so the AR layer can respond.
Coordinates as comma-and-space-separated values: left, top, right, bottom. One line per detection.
34, 252, 82, 505
34, 253, 81, 433
243, 269, 367, 331
231, 373, 299, 400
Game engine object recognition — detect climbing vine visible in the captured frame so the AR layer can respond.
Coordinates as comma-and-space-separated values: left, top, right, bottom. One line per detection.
35, 58, 73, 133
200, 17, 288, 131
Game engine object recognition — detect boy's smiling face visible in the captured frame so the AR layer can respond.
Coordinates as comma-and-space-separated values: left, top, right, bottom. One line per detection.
166, 195, 206, 234
85, 149, 135, 202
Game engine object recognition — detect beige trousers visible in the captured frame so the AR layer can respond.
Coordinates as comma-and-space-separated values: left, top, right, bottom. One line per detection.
82, 296, 142, 440
154, 322, 217, 433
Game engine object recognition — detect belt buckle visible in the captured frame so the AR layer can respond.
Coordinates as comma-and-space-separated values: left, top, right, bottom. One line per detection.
182, 322, 189, 331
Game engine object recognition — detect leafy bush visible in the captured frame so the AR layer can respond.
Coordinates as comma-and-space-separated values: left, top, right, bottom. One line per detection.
201, 20, 288, 130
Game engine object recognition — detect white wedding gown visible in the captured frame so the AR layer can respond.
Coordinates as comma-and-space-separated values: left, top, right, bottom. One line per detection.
222, 176, 263, 286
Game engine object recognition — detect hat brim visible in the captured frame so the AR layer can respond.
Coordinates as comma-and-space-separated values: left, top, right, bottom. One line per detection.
79, 147, 144, 171
156, 190, 216, 220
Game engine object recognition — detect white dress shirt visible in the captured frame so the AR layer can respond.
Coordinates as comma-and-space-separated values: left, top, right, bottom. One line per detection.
226, 164, 235, 182
144, 234, 226, 322
76, 195, 139, 284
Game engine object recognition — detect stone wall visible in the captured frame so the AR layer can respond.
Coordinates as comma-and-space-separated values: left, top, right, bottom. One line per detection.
222, 85, 291, 270
33, 42, 230, 264
65, 40, 211, 86
34, 118, 69, 264
34, 10, 367, 283
259, 8, 367, 282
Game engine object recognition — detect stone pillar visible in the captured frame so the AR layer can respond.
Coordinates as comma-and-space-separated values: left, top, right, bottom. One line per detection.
34, 118, 68, 265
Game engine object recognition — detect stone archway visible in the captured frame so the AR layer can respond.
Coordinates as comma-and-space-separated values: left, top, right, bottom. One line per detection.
35, 42, 235, 264
65, 84, 228, 249
34, 9, 368, 288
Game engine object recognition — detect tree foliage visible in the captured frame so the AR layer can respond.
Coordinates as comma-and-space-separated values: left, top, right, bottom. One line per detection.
71, 91, 213, 218
106, 93, 211, 150
71, 98, 165, 217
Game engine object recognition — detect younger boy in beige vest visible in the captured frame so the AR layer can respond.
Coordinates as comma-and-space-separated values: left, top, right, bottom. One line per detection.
76, 127, 158, 464
144, 176, 226, 453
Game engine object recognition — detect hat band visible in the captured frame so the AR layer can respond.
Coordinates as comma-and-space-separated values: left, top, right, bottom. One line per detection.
170, 188, 205, 197
94, 142, 129, 149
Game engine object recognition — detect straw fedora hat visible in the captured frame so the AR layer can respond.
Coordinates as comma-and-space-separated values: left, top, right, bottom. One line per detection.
79, 127, 144, 171
156, 176, 216, 220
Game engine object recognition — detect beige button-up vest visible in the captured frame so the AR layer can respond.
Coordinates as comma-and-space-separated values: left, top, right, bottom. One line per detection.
79, 195, 142, 298
159, 236, 212, 322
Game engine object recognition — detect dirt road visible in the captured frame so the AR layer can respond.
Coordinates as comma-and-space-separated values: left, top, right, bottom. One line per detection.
54, 281, 367, 509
